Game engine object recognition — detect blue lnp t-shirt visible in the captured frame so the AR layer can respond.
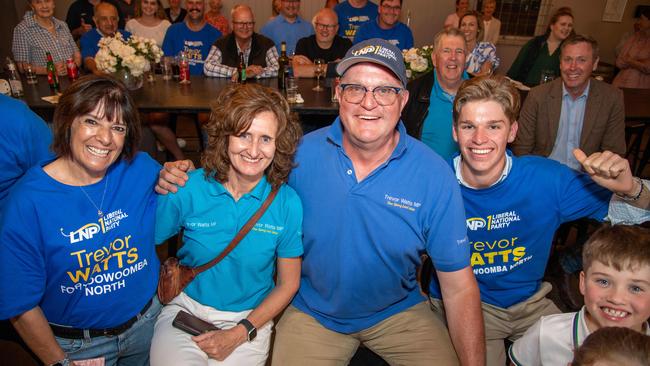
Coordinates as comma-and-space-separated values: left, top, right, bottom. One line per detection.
334, 0, 378, 41
0, 95, 52, 222
289, 119, 469, 333
260, 14, 314, 56
80, 29, 132, 60
162, 22, 222, 75
0, 153, 160, 328
428, 155, 610, 308
155, 172, 303, 312
353, 20, 414, 51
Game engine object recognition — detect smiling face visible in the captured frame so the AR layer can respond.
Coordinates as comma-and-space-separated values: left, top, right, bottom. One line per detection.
337, 63, 408, 151
378, 0, 401, 28
30, 0, 55, 19
314, 9, 338, 44
140, 0, 158, 17
482, 1, 496, 19
94, 3, 119, 36
560, 41, 598, 98
549, 14, 573, 41
456, 0, 469, 14
232, 6, 255, 42
185, 0, 205, 22
432, 34, 467, 90
227, 111, 278, 185
280, 0, 300, 20
460, 14, 479, 43
68, 102, 127, 182
453, 100, 518, 188
580, 261, 650, 333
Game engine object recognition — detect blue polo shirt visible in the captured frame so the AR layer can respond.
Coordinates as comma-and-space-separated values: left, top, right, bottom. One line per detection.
353, 20, 414, 51
260, 14, 314, 56
155, 172, 303, 312
420, 70, 469, 160
289, 118, 470, 333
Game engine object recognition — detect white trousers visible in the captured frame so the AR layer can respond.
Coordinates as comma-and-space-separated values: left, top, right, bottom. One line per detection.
150, 292, 272, 366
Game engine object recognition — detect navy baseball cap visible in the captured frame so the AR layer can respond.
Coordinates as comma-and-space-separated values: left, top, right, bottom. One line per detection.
336, 38, 407, 87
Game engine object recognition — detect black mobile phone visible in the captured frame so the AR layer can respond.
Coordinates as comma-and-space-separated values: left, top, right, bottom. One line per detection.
172, 310, 219, 336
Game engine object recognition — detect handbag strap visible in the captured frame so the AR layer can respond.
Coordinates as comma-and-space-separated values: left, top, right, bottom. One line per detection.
192, 187, 279, 275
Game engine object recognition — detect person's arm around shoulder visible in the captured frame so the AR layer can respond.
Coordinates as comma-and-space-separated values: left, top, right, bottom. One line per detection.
438, 266, 486, 366
155, 160, 196, 194
511, 87, 540, 156
599, 85, 626, 156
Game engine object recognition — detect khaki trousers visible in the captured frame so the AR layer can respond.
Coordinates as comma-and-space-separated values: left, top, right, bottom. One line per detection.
430, 282, 560, 366
271, 302, 459, 366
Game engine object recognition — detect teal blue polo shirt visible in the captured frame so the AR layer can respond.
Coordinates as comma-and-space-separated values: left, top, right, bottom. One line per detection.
155, 171, 303, 311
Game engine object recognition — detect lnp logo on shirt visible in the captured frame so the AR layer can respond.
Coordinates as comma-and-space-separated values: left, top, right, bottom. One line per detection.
466, 210, 520, 231
60, 209, 129, 244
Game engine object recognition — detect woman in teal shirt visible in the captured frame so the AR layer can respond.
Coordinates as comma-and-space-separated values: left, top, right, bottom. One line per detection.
151, 84, 303, 366
507, 7, 574, 86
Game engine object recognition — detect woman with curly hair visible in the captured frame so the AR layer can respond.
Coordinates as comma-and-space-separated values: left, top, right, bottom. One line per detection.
151, 83, 303, 366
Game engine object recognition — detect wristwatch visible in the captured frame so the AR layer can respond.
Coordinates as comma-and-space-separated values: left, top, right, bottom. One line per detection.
50, 358, 70, 366
237, 318, 257, 342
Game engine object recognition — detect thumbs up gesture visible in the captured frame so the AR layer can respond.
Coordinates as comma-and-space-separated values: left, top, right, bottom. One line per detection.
573, 149, 638, 196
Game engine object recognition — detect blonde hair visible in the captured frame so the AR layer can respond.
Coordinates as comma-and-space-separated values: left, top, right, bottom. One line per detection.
453, 76, 520, 126
582, 224, 650, 273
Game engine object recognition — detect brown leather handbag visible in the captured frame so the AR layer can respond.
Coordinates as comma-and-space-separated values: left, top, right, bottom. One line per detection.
157, 188, 279, 305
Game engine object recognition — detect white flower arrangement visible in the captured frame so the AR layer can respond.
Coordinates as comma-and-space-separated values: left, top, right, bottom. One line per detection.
95, 32, 163, 77
402, 45, 433, 80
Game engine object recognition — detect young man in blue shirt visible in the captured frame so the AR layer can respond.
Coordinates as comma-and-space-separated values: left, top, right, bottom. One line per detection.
437, 76, 650, 366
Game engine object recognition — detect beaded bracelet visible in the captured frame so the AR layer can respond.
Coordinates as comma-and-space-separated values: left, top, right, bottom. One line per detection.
616, 177, 645, 201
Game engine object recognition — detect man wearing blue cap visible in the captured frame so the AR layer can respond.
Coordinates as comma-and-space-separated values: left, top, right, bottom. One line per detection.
155, 38, 484, 365
272, 38, 483, 365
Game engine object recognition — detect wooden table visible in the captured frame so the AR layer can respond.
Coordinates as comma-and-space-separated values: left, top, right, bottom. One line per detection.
22, 75, 340, 117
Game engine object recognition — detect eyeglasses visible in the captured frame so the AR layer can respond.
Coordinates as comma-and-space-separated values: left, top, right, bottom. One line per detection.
233, 21, 255, 28
315, 23, 337, 30
339, 84, 403, 106
381, 4, 401, 12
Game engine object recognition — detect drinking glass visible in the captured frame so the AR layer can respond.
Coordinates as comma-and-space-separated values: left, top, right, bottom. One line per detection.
286, 76, 298, 103
540, 69, 555, 84
162, 57, 173, 80
25, 64, 37, 84
313, 58, 325, 91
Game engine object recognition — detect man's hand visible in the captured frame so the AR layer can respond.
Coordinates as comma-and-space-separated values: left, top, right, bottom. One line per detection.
574, 149, 638, 196
192, 326, 247, 361
155, 160, 195, 194
246, 65, 264, 78
292, 55, 311, 65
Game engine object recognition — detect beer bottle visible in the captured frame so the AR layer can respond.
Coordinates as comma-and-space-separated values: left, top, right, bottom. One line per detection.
238, 52, 247, 84
45, 52, 60, 93
278, 41, 289, 90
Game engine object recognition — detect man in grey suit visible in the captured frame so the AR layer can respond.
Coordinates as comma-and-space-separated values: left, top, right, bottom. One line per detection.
512, 34, 625, 170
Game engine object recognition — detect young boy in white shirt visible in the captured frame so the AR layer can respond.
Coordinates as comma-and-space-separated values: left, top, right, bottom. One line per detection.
509, 224, 650, 366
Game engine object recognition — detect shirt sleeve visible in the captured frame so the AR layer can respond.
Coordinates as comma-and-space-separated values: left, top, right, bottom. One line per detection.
0, 192, 47, 320
80, 32, 96, 60
275, 187, 303, 258
155, 190, 184, 245
203, 46, 235, 77
607, 180, 650, 224
509, 319, 542, 366
11, 24, 29, 63
258, 46, 279, 78
162, 28, 176, 57
404, 28, 414, 50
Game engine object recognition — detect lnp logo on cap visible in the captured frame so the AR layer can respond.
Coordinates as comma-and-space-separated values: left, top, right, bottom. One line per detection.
352, 45, 398, 62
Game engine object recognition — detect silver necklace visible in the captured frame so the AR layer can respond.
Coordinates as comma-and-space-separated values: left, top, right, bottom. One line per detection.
78, 176, 109, 218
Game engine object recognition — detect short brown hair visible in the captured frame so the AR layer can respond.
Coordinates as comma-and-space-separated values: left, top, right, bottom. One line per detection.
459, 11, 484, 43
201, 84, 302, 189
582, 224, 650, 273
453, 76, 520, 126
571, 327, 650, 366
134, 0, 166, 19
561, 33, 600, 60
51, 75, 141, 161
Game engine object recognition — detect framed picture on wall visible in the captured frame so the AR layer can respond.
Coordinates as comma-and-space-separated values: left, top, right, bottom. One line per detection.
602, 0, 627, 22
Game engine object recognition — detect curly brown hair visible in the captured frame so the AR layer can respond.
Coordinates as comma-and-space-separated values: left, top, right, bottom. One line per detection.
51, 75, 141, 161
201, 84, 302, 189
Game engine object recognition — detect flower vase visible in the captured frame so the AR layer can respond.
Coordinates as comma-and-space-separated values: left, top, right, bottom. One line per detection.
114, 69, 143, 90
